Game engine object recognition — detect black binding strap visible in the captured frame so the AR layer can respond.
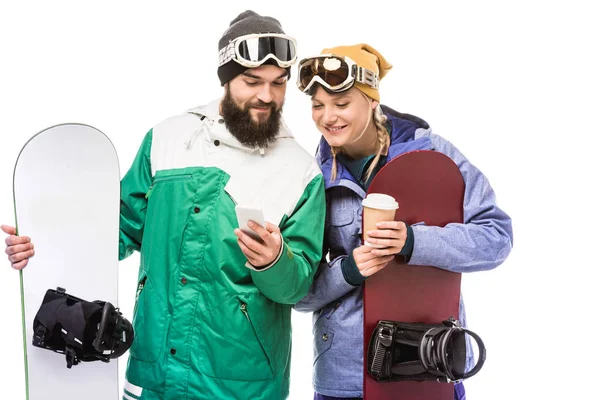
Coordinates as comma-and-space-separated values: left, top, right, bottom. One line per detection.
32, 287, 134, 368
418, 317, 486, 382
368, 317, 486, 383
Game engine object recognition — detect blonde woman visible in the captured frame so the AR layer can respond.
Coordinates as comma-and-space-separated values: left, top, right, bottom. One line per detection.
294, 44, 513, 400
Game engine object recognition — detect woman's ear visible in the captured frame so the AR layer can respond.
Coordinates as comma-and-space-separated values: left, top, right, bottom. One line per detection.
371, 100, 379, 110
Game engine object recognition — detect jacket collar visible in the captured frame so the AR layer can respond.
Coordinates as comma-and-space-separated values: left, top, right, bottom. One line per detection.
318, 104, 433, 190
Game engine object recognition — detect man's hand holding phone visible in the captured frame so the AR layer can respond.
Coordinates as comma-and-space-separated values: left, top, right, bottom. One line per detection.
234, 206, 282, 268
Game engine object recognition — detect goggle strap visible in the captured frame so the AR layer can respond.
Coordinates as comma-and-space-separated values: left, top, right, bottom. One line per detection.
355, 66, 379, 89
218, 42, 236, 67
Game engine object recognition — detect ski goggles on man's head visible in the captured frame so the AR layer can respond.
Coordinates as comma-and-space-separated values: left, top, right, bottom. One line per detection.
218, 33, 298, 69
297, 55, 379, 94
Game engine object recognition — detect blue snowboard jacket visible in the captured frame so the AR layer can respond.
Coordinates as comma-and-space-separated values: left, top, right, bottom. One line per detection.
294, 105, 513, 398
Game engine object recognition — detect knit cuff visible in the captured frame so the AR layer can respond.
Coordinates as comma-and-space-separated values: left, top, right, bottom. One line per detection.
398, 222, 414, 260
341, 252, 366, 286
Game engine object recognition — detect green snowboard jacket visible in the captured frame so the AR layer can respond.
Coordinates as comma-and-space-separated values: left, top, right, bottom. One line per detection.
118, 99, 325, 400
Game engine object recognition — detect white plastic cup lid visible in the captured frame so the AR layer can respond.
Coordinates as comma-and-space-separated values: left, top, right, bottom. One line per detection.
362, 193, 398, 210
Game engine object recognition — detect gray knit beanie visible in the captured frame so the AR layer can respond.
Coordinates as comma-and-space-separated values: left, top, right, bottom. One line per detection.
217, 10, 290, 86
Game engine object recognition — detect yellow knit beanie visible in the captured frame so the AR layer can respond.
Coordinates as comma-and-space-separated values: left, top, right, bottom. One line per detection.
320, 43, 392, 101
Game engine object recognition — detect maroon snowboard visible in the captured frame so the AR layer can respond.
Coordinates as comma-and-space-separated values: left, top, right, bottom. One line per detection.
363, 150, 465, 400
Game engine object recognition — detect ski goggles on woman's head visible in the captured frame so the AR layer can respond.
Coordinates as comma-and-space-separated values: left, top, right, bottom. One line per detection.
297, 55, 379, 94
218, 33, 298, 69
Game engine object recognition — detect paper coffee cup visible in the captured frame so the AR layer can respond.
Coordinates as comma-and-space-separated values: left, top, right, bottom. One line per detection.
362, 193, 399, 247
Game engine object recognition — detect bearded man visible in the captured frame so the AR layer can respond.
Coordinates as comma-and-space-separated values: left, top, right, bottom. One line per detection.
3, 10, 325, 400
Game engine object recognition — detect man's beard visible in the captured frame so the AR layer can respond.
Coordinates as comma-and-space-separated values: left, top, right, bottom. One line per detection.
221, 87, 282, 149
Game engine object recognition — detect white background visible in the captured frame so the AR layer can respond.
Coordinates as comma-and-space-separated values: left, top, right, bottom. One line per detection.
1, 1, 598, 399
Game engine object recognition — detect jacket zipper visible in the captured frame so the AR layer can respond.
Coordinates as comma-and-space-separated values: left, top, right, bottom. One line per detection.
326, 302, 341, 319
239, 301, 272, 375
136, 276, 147, 301
240, 302, 249, 321
225, 191, 238, 205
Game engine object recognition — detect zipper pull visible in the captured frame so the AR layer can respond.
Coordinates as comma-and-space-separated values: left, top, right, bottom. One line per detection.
136, 278, 146, 301
145, 185, 154, 199
240, 302, 249, 321
225, 191, 238, 205
327, 302, 341, 319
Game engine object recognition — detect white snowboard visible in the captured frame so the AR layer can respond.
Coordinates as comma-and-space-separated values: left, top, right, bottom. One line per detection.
13, 123, 120, 399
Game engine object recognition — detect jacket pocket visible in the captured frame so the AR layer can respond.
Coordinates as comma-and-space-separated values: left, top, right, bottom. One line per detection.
197, 296, 276, 381
239, 300, 275, 378
314, 301, 342, 325
129, 274, 169, 364
146, 172, 193, 199
326, 194, 355, 227
313, 324, 334, 366
325, 301, 342, 319
312, 302, 340, 366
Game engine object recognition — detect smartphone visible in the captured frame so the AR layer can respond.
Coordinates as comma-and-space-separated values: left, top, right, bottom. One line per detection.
235, 205, 265, 242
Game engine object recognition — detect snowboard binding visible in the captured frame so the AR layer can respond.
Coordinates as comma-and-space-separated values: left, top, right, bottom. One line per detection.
368, 317, 486, 383
32, 287, 134, 368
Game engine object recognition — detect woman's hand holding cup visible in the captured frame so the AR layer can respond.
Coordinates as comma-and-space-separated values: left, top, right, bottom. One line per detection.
352, 245, 396, 278
356, 193, 403, 276
365, 220, 408, 256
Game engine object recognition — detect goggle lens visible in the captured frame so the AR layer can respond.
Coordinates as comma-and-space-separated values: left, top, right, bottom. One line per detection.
237, 36, 296, 64
298, 56, 351, 92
